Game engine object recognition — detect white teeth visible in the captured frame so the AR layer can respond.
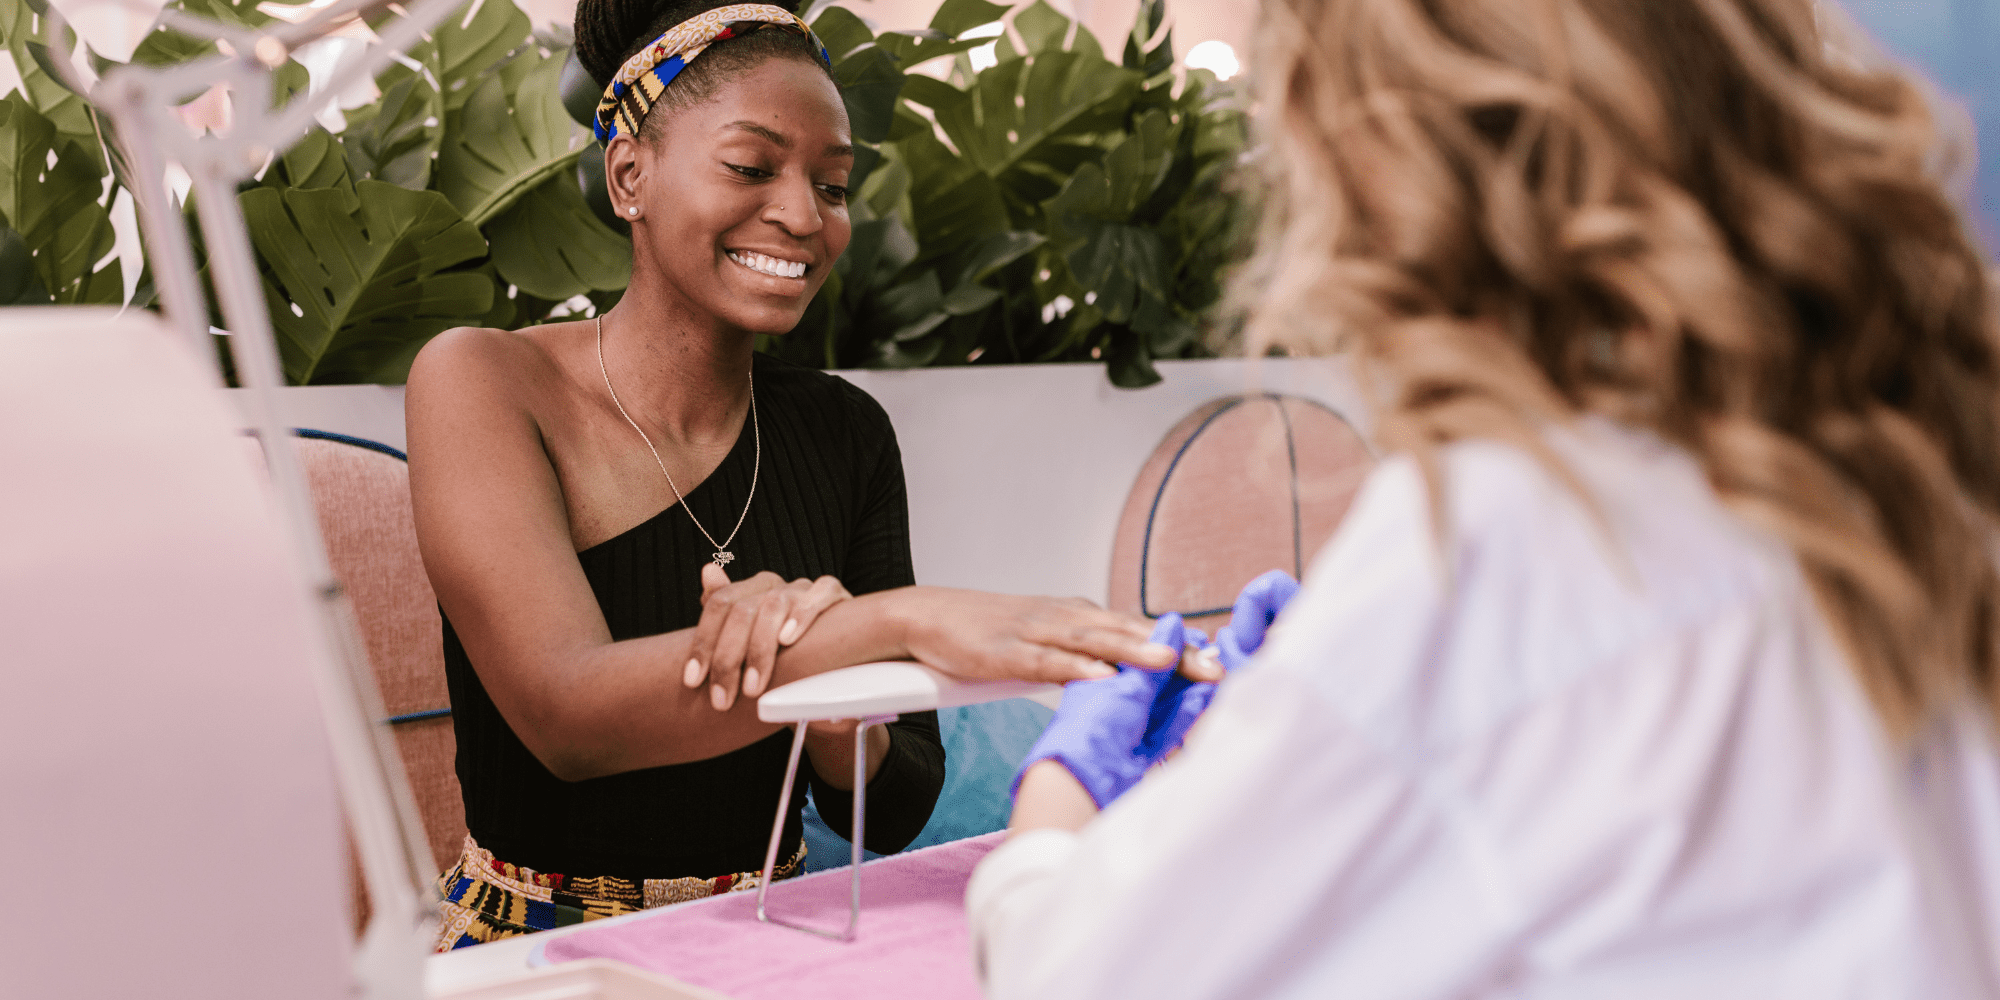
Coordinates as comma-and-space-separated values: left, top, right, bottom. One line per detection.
730, 252, 807, 279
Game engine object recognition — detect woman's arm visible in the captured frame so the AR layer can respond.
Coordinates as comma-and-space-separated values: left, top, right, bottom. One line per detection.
1008, 760, 1099, 835
408, 331, 1172, 782
798, 406, 943, 853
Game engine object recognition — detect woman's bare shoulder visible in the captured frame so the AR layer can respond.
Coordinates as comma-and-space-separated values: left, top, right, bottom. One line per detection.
408, 321, 597, 417
410, 324, 558, 397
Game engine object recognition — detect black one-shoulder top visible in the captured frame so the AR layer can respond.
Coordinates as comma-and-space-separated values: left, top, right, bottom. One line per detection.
441, 352, 945, 880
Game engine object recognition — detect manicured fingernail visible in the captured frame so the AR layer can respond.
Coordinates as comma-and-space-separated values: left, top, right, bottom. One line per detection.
1084, 661, 1116, 679
684, 659, 702, 686
745, 668, 760, 694
1141, 643, 1175, 663
711, 684, 728, 710
1189, 647, 1224, 680
778, 618, 800, 645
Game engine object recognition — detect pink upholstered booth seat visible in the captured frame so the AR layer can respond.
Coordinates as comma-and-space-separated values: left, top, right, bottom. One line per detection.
260, 432, 465, 932
1109, 394, 1374, 635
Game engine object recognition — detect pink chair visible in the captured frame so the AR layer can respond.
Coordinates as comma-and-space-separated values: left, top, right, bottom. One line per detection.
289, 431, 465, 932
1109, 394, 1375, 635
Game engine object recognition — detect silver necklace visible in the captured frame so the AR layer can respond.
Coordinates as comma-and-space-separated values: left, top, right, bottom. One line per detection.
596, 314, 759, 567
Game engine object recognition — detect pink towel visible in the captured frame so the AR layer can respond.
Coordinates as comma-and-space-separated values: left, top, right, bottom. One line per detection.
541, 833, 1005, 999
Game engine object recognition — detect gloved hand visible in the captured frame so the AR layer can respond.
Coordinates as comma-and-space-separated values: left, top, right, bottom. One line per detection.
1215, 570, 1300, 671
1013, 614, 1211, 809
1154, 570, 1303, 752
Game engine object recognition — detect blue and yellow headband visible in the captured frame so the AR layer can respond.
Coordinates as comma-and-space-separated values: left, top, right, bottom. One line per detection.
594, 3, 832, 143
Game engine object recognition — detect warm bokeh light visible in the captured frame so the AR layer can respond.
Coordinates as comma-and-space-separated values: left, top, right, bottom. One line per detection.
1184, 39, 1238, 80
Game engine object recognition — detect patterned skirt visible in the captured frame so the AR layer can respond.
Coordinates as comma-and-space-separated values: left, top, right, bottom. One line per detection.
434, 835, 806, 951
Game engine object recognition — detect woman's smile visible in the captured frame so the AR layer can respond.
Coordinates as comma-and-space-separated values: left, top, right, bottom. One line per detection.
726, 249, 810, 282
606, 53, 852, 332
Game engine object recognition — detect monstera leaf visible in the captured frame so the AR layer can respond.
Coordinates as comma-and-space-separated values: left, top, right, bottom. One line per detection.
483, 175, 630, 300
897, 132, 1012, 263
928, 0, 1010, 38
265, 126, 352, 189
809, 5, 875, 61
376, 0, 533, 113
4, 0, 1244, 388
0, 92, 120, 304
343, 64, 444, 189
433, 0, 534, 112
833, 44, 906, 148
128, 0, 277, 69
1121, 0, 1175, 78
901, 16, 1140, 206
2, 0, 108, 174
241, 178, 492, 384
0, 223, 47, 304
871, 0, 1010, 70
1039, 110, 1199, 385
437, 42, 589, 226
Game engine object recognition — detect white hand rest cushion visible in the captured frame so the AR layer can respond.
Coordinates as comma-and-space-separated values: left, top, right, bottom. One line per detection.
757, 661, 1062, 722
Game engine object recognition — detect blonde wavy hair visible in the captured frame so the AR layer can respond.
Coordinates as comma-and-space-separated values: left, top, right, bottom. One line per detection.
1240, 0, 2000, 736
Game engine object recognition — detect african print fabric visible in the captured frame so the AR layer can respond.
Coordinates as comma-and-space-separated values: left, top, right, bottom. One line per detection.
435, 834, 806, 951
593, 2, 832, 143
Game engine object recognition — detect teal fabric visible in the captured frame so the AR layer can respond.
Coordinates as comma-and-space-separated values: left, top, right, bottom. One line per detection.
801, 698, 1054, 871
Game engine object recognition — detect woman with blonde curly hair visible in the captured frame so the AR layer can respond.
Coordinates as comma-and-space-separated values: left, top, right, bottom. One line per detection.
968, 0, 2000, 995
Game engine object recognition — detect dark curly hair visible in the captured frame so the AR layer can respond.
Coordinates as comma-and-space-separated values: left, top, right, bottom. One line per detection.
573, 0, 833, 143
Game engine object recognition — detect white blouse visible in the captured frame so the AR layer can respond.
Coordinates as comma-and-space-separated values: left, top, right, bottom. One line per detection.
968, 419, 2000, 999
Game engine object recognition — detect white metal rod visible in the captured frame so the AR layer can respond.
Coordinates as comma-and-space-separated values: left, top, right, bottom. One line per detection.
104, 105, 215, 373
267, 0, 466, 144
755, 722, 811, 924
756, 714, 897, 941
192, 159, 433, 884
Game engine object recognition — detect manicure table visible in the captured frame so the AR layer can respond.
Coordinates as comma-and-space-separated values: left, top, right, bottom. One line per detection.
426, 662, 1060, 1000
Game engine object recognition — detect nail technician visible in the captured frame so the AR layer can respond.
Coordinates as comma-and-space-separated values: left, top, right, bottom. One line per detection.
971, 0, 2000, 995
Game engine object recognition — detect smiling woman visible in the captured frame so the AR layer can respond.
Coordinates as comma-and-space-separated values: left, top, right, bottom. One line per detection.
402, 0, 1179, 952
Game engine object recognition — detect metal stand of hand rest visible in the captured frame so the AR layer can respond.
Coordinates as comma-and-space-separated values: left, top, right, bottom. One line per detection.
751, 661, 1063, 941
753, 713, 898, 941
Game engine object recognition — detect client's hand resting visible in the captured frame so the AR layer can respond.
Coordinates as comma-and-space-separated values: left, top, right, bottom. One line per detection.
899, 590, 1181, 685
686, 563, 851, 711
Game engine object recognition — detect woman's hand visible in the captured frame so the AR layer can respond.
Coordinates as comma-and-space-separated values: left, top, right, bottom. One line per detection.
686, 563, 851, 710
896, 589, 1185, 685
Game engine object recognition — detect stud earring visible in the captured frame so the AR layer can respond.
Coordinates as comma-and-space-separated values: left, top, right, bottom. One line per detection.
627, 206, 638, 217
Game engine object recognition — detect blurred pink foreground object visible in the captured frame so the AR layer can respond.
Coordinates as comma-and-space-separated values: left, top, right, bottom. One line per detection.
543, 833, 1006, 999
0, 308, 348, 998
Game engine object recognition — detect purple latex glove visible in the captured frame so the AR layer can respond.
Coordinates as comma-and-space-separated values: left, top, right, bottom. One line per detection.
1013, 614, 1211, 809
1215, 570, 1300, 671
1153, 570, 1303, 754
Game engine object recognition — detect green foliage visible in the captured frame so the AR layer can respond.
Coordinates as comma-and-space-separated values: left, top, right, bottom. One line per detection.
763, 0, 1251, 385
0, 92, 120, 304
0, 0, 1248, 386
242, 144, 492, 384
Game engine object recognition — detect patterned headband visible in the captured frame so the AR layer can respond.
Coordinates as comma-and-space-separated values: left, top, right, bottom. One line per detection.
594, 3, 832, 143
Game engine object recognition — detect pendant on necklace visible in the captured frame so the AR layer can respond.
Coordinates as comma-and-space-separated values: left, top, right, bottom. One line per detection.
712, 551, 735, 567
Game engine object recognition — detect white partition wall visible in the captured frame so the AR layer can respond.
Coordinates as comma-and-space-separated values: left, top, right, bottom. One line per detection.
229, 356, 1366, 603
839, 358, 1366, 601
